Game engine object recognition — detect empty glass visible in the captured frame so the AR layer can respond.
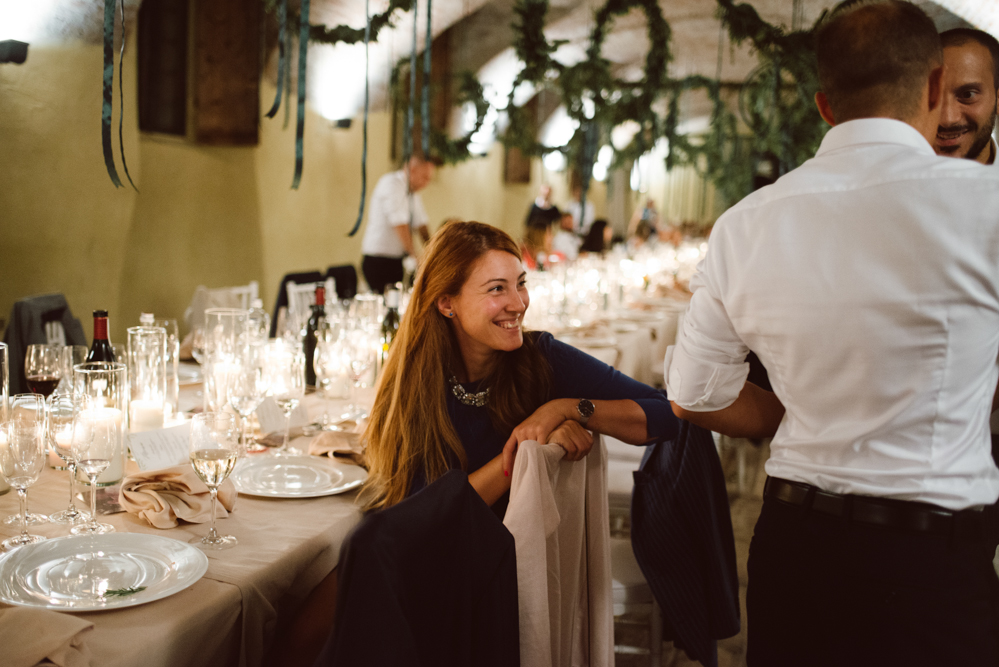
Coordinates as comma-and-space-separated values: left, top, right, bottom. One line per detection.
228, 356, 267, 455
55, 346, 87, 396
47, 393, 91, 525
1, 394, 49, 550
70, 405, 114, 536
263, 341, 305, 456
341, 326, 376, 420
189, 413, 239, 550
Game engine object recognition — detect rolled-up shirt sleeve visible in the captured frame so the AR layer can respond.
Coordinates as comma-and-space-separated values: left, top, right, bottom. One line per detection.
665, 248, 750, 411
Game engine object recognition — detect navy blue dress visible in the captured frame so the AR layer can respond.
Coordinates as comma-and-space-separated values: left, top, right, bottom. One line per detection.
411, 331, 678, 515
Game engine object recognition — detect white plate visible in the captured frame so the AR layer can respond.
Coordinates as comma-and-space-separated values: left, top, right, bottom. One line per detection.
232, 455, 367, 498
0, 533, 208, 612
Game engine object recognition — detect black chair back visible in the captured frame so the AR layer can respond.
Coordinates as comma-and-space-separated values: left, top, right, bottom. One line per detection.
3, 294, 86, 394
325, 265, 358, 301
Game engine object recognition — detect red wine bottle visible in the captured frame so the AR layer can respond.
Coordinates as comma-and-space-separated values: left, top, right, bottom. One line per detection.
304, 286, 326, 386
86, 310, 117, 362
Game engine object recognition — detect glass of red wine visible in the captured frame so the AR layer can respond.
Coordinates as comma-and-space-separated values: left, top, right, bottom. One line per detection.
25, 344, 61, 398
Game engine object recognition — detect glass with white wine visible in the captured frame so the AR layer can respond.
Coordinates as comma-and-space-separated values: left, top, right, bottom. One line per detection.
189, 412, 239, 550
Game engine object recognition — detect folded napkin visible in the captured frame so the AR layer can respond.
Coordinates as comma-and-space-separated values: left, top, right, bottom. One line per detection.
308, 420, 366, 467
119, 464, 237, 529
0, 608, 93, 667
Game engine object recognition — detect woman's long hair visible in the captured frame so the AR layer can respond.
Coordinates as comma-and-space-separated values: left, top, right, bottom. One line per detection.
362, 221, 552, 510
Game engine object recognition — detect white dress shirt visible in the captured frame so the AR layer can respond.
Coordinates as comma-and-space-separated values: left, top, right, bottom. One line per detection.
360, 170, 429, 257
666, 118, 999, 510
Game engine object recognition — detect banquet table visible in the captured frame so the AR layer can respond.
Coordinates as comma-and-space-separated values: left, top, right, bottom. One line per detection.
0, 389, 368, 667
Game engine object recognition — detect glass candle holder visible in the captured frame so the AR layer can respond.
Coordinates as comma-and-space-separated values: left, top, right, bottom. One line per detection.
128, 327, 167, 433
155, 319, 181, 421
204, 309, 249, 413
73, 362, 128, 487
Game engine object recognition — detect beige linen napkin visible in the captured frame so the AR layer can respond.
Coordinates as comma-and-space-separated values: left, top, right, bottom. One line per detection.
0, 608, 93, 667
308, 420, 366, 467
119, 464, 237, 529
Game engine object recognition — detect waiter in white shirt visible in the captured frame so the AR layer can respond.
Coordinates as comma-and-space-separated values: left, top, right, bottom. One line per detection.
361, 155, 433, 294
933, 28, 999, 167
664, 2, 999, 665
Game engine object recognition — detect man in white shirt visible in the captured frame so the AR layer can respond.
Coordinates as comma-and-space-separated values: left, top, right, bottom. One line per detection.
933, 28, 999, 166
665, 2, 999, 664
361, 155, 433, 294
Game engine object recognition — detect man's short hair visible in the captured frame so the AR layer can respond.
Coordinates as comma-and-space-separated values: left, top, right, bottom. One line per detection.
815, 0, 942, 121
940, 28, 999, 89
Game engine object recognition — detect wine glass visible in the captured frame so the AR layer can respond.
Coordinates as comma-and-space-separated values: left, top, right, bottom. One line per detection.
0, 394, 48, 550
191, 326, 207, 365
70, 403, 115, 535
314, 331, 347, 430
341, 327, 376, 420
264, 344, 305, 456
47, 393, 91, 525
189, 412, 239, 550
55, 346, 87, 396
25, 344, 61, 398
229, 359, 267, 455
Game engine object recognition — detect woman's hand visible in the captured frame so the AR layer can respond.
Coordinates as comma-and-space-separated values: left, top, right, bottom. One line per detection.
501, 399, 573, 474
546, 420, 594, 461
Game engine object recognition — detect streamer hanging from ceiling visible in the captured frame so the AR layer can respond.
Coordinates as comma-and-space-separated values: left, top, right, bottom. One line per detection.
347, 0, 373, 237
291, 0, 311, 189
101, 0, 137, 190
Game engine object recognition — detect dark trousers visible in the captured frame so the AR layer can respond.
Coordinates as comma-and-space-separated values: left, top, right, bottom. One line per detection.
747, 494, 999, 666
361, 255, 404, 295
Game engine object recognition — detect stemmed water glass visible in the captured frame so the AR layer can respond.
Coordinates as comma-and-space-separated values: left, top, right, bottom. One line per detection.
1, 394, 49, 550
25, 344, 62, 398
263, 343, 305, 456
314, 330, 346, 430
189, 412, 239, 550
46, 393, 91, 525
70, 404, 115, 536
229, 359, 267, 455
341, 326, 376, 420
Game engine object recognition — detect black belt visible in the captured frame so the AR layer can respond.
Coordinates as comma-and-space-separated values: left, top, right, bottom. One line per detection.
764, 476, 997, 541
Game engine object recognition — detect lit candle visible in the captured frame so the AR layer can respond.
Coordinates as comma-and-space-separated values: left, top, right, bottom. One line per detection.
130, 399, 165, 433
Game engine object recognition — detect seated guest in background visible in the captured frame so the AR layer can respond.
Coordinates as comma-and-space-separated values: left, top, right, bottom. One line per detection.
551, 212, 582, 261
567, 182, 596, 238
933, 28, 999, 165
666, 2, 999, 664
579, 218, 610, 255
360, 154, 434, 294
363, 221, 676, 513
525, 184, 562, 232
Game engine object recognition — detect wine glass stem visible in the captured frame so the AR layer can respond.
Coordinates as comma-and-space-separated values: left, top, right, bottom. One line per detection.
208, 487, 219, 539
283, 411, 291, 452
88, 475, 99, 530
240, 415, 248, 450
68, 462, 78, 511
17, 488, 28, 539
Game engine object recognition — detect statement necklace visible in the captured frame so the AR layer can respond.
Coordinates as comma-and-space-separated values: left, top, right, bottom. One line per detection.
449, 375, 490, 407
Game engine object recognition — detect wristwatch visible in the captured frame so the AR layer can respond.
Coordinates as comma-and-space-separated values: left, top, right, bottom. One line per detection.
576, 398, 595, 427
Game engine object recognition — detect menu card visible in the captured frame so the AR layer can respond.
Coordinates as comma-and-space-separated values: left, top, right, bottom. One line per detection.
128, 423, 191, 472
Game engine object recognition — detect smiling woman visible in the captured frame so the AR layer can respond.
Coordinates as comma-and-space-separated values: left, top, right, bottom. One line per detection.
362, 220, 677, 514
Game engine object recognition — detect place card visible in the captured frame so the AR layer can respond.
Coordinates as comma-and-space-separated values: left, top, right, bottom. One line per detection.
256, 397, 310, 434
128, 422, 192, 472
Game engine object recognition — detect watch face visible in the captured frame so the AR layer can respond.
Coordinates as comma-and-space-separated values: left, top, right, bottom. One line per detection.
578, 399, 595, 419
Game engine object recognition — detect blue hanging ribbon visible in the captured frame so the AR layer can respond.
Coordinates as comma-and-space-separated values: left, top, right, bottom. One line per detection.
101, 0, 122, 188
403, 0, 418, 161
347, 0, 372, 237
291, 0, 311, 189
265, 0, 288, 118
421, 0, 432, 157
282, 27, 292, 129
117, 0, 137, 191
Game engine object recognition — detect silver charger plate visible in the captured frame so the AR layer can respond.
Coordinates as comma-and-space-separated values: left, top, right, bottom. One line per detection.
0, 533, 208, 612
232, 455, 367, 498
